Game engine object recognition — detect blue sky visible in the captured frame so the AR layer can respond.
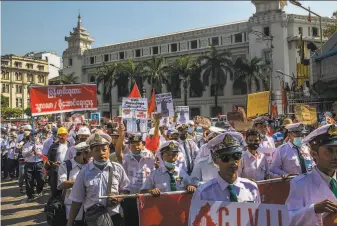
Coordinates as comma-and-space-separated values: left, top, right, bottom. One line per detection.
2, 1, 336, 57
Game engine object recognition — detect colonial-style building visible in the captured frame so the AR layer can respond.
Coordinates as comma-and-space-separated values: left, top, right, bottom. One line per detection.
1, 55, 49, 112
61, 1, 335, 118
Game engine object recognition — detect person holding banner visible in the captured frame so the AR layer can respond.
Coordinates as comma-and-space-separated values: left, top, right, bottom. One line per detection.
192, 133, 261, 203
21, 125, 45, 201
140, 140, 196, 195
67, 133, 129, 226
270, 123, 315, 178
286, 124, 337, 226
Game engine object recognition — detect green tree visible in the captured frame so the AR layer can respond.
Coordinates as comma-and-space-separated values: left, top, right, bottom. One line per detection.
119, 59, 144, 94
1, 95, 9, 107
1, 107, 23, 119
141, 56, 168, 94
323, 10, 337, 38
24, 107, 32, 117
49, 72, 79, 85
198, 46, 234, 113
234, 57, 269, 93
166, 56, 203, 105
96, 63, 123, 119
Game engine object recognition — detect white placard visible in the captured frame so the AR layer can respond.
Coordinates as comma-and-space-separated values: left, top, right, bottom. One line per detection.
155, 93, 174, 117
121, 98, 148, 133
175, 106, 189, 124
160, 117, 170, 127
189, 200, 289, 226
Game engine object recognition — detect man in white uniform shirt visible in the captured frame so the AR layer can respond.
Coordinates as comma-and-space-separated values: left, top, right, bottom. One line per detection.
286, 124, 337, 226
192, 133, 260, 203
270, 123, 315, 177
58, 142, 91, 226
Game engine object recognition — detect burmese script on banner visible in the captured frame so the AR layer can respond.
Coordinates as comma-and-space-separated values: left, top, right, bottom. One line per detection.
189, 200, 289, 226
29, 84, 98, 116
247, 91, 270, 118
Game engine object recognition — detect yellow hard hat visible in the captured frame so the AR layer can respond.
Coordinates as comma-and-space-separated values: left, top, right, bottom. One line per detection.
57, 127, 68, 135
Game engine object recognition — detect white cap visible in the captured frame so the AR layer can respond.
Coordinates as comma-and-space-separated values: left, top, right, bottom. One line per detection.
187, 120, 195, 126
74, 142, 90, 151
77, 127, 91, 135
23, 125, 32, 131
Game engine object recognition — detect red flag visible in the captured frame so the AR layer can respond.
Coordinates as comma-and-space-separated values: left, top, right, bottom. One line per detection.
39, 154, 48, 162
148, 89, 155, 115
128, 83, 141, 98
271, 104, 278, 118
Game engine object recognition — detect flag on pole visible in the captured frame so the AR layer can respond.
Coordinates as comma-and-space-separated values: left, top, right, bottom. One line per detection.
308, 7, 312, 23
280, 0, 288, 9
128, 82, 141, 98
148, 89, 156, 115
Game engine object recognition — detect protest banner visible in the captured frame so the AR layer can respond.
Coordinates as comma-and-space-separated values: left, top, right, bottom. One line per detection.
122, 98, 148, 133
247, 91, 270, 118
90, 112, 100, 126
155, 92, 174, 117
176, 106, 190, 124
189, 200, 289, 226
29, 84, 98, 116
135, 179, 291, 226
71, 113, 85, 123
294, 104, 317, 125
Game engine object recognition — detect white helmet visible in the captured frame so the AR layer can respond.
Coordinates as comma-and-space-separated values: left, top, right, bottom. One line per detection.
23, 125, 32, 131
77, 126, 91, 136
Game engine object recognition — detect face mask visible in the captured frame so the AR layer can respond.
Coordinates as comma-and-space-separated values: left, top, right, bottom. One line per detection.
188, 127, 194, 133
93, 159, 109, 166
132, 151, 141, 156
164, 161, 177, 168
293, 137, 303, 147
196, 127, 203, 133
259, 133, 265, 139
248, 143, 260, 150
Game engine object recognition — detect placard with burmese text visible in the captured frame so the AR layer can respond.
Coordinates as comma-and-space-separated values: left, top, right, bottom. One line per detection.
29, 84, 98, 116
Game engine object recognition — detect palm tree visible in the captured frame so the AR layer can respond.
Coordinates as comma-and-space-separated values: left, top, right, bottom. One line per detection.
49, 72, 78, 85
197, 46, 234, 112
166, 56, 203, 105
96, 63, 122, 119
233, 57, 269, 93
141, 56, 168, 93
119, 59, 144, 95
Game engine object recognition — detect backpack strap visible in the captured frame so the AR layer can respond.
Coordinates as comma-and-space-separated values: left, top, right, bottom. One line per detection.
65, 160, 72, 180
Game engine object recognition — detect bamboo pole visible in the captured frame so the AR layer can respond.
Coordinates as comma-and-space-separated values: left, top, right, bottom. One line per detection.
99, 176, 296, 199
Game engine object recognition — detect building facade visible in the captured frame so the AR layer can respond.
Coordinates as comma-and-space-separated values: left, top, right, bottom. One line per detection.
61, 1, 336, 118
26, 52, 61, 80
1, 55, 49, 113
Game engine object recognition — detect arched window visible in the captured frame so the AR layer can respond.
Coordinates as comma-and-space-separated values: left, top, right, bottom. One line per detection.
233, 80, 247, 95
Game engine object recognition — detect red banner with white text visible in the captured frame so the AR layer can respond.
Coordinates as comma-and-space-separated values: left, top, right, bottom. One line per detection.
138, 180, 291, 226
29, 84, 98, 116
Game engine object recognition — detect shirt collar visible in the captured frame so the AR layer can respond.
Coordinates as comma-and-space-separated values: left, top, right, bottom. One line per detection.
215, 173, 244, 190
88, 160, 113, 171
160, 166, 178, 174
316, 166, 337, 185
71, 158, 83, 169
246, 149, 260, 159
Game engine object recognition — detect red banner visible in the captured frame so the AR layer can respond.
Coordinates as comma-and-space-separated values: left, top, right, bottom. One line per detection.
138, 181, 291, 226
29, 84, 98, 116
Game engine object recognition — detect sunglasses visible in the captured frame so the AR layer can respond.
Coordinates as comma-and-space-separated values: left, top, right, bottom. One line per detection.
217, 153, 242, 162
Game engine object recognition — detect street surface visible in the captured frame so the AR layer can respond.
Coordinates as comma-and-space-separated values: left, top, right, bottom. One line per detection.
1, 180, 49, 226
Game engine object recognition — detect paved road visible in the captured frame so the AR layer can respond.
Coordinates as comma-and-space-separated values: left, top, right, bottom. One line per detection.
1, 180, 49, 226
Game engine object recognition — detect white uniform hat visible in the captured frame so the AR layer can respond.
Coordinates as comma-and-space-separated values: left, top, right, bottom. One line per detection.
23, 125, 32, 131
86, 133, 112, 147
77, 127, 91, 136
74, 142, 90, 151
159, 140, 180, 153
187, 120, 195, 126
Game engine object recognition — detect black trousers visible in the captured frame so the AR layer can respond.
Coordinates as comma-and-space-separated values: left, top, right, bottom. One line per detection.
111, 214, 124, 226
51, 170, 62, 197
122, 198, 139, 226
2, 155, 8, 178
6, 158, 17, 178
24, 161, 44, 198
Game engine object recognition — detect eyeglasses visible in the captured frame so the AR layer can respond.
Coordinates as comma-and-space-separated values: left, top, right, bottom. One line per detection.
218, 153, 242, 162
